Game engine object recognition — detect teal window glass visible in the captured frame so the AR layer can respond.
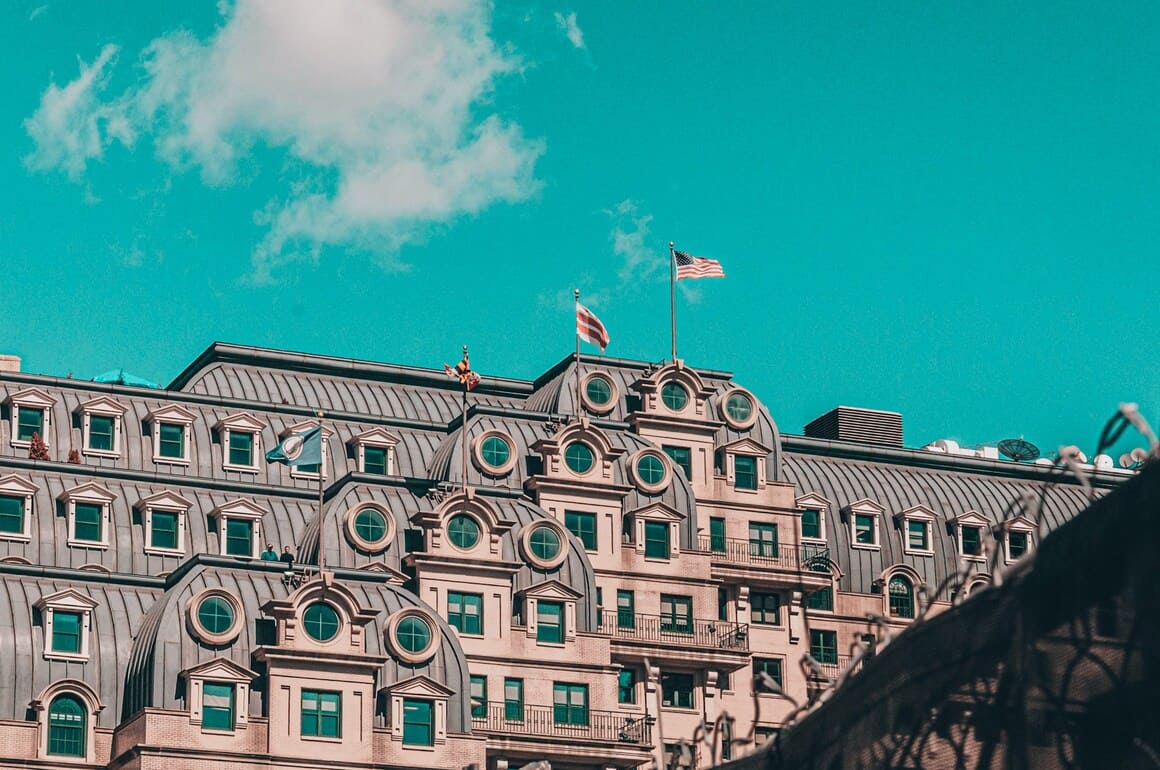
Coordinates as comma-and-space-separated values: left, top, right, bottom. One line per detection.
52, 611, 82, 653
0, 495, 25, 534
810, 629, 838, 664
47, 694, 85, 757
618, 668, 637, 704
565, 511, 596, 550
801, 509, 821, 539
552, 682, 588, 725
202, 682, 235, 730
88, 415, 115, 451
660, 594, 693, 634
16, 407, 43, 442
748, 522, 778, 557
447, 514, 480, 549
227, 431, 253, 466
564, 442, 594, 473
718, 587, 730, 621
362, 446, 388, 475
301, 690, 341, 738
536, 601, 563, 643
402, 699, 433, 746
73, 503, 103, 542
752, 592, 781, 625
663, 445, 692, 479
480, 435, 511, 468
709, 517, 726, 552
529, 526, 560, 560
643, 521, 670, 559
150, 510, 179, 550
636, 454, 666, 486
616, 590, 635, 629
224, 518, 252, 556
1009, 530, 1029, 558
447, 591, 482, 635
584, 376, 613, 406
661, 672, 694, 709
888, 576, 915, 619
158, 422, 185, 459
354, 507, 388, 544
661, 382, 688, 411
725, 392, 753, 422
504, 678, 524, 721
734, 455, 758, 490
197, 596, 235, 635
396, 615, 432, 653
303, 603, 340, 642
807, 586, 834, 611
470, 675, 487, 718
908, 520, 929, 550
754, 658, 783, 691
854, 514, 876, 545
961, 525, 982, 555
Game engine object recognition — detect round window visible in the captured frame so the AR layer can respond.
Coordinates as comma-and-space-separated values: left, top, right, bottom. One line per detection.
448, 514, 481, 549
636, 454, 666, 485
661, 382, 689, 411
355, 507, 388, 543
303, 602, 340, 642
585, 376, 612, 406
529, 526, 561, 560
726, 392, 753, 423
189, 589, 242, 645
396, 615, 433, 654
564, 442, 595, 474
197, 595, 235, 635
480, 435, 511, 468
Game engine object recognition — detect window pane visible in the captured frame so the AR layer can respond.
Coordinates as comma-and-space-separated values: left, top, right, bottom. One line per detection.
565, 511, 596, 550
47, 695, 85, 756
73, 503, 103, 542
961, 525, 982, 555
552, 683, 588, 725
396, 616, 432, 652
88, 415, 115, 451
564, 442, 594, 473
751, 592, 780, 625
301, 690, 341, 738
52, 611, 82, 653
661, 382, 688, 410
17, 408, 43, 442
734, 455, 757, 489
584, 376, 612, 406
202, 682, 235, 730
529, 526, 561, 560
225, 518, 252, 556
447, 514, 481, 549
402, 699, 434, 745
644, 521, 670, 559
753, 658, 783, 691
660, 672, 694, 709
907, 520, 928, 550
1009, 530, 1028, 558
0, 495, 25, 534
748, 522, 778, 557
854, 514, 876, 545
537, 601, 563, 643
355, 507, 388, 544
303, 603, 340, 642
448, 592, 483, 635
504, 678, 524, 721
660, 595, 692, 633
228, 431, 254, 466
151, 511, 179, 550
362, 446, 387, 475
480, 436, 511, 468
636, 454, 666, 485
158, 423, 185, 458
616, 590, 635, 629
618, 668, 636, 704
807, 586, 834, 611
662, 445, 692, 479
709, 517, 725, 552
801, 509, 821, 539
888, 576, 915, 618
197, 596, 235, 635
809, 630, 838, 664
470, 675, 487, 718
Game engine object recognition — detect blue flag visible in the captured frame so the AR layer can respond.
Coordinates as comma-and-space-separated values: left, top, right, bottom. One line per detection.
266, 426, 322, 467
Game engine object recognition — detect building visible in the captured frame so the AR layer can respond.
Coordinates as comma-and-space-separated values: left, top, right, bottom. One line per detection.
0, 343, 1129, 769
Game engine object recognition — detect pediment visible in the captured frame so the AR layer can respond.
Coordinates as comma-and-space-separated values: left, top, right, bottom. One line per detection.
953, 510, 990, 527
844, 498, 886, 516
795, 492, 832, 511
627, 501, 685, 523
75, 396, 127, 416
0, 474, 38, 496
147, 403, 198, 424
632, 361, 714, 399
215, 412, 266, 432
895, 503, 937, 522
357, 561, 409, 584
1007, 515, 1036, 532
719, 437, 772, 456
136, 490, 194, 512
35, 588, 99, 612
531, 417, 624, 460
3, 388, 57, 409
386, 675, 454, 698
282, 421, 336, 440
182, 656, 258, 683
213, 498, 268, 520
515, 579, 583, 601
349, 427, 400, 447
59, 482, 117, 504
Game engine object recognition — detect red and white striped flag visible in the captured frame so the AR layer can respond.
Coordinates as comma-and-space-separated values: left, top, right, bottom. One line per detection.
674, 250, 725, 280
576, 303, 610, 352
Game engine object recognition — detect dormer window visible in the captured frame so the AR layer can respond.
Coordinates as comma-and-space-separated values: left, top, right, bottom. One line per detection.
447, 513, 481, 550
518, 581, 581, 646
521, 521, 569, 570
5, 388, 56, 447
473, 430, 517, 477
35, 589, 99, 661
661, 381, 689, 411
721, 438, 772, 492
1004, 516, 1035, 563
386, 676, 452, 748
564, 442, 595, 474
212, 499, 267, 558
216, 413, 265, 473
719, 388, 759, 430
628, 503, 683, 560
76, 397, 126, 457
846, 499, 884, 549
182, 658, 257, 733
796, 493, 830, 542
580, 371, 618, 415
60, 482, 116, 549
0, 475, 36, 541
137, 491, 192, 556
386, 609, 440, 664
953, 511, 990, 561
897, 505, 936, 556
734, 456, 757, 490
148, 404, 197, 466
349, 427, 400, 476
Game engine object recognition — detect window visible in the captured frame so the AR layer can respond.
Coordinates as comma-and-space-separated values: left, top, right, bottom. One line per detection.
732, 454, 759, 490
801, 509, 821, 539
618, 668, 637, 704
908, 520, 929, 551
529, 526, 561, 560
202, 682, 235, 731
469, 676, 487, 718
617, 590, 635, 629
225, 518, 253, 557
663, 445, 692, 480
553, 683, 588, 725
810, 629, 838, 664
753, 658, 783, 692
564, 442, 595, 474
888, 576, 915, 619
751, 592, 781, 625
661, 672, 694, 709
718, 587, 730, 621
17, 407, 44, 443
504, 678, 523, 721
748, 522, 778, 558
480, 435, 511, 468
633, 452, 668, 490
52, 611, 82, 654
536, 601, 563, 643
660, 594, 693, 634
197, 596, 236, 636
709, 517, 725, 552
961, 525, 982, 556
362, 446, 388, 475
158, 423, 186, 460
584, 374, 614, 409
73, 503, 103, 543
47, 694, 86, 757
303, 603, 341, 642
447, 592, 482, 635
661, 382, 688, 411
447, 514, 481, 549
150, 510, 179, 551
565, 511, 596, 550
0, 493, 27, 535
301, 690, 341, 738
807, 586, 834, 611
396, 615, 433, 653
354, 507, 388, 545
724, 391, 753, 424
86, 415, 115, 452
643, 520, 670, 559
213, 500, 265, 559
854, 514, 877, 546
228, 431, 254, 467
1008, 530, 1029, 559
402, 699, 434, 746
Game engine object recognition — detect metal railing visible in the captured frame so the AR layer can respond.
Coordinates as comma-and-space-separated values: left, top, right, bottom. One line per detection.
809, 654, 850, 680
695, 536, 829, 570
471, 702, 652, 744
599, 610, 749, 651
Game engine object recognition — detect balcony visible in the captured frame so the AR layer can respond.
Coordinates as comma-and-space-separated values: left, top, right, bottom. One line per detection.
472, 702, 653, 745
696, 536, 832, 586
600, 610, 749, 658
809, 655, 852, 681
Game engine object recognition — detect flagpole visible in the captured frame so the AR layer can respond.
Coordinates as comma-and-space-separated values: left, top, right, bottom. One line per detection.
669, 242, 678, 361
317, 410, 326, 572
574, 289, 582, 420
461, 345, 470, 493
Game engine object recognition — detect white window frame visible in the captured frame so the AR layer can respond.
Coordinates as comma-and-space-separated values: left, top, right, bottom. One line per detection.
349, 427, 400, 475
182, 657, 257, 731
629, 502, 684, 560
846, 499, 884, 550
1004, 516, 1036, 564
215, 413, 266, 474
953, 511, 990, 562
0, 474, 37, 542
137, 490, 192, 556
213, 499, 266, 559
35, 589, 99, 662
5, 388, 56, 449
75, 397, 127, 458
385, 676, 452, 748
795, 493, 830, 543
896, 504, 936, 556
147, 404, 197, 466
517, 580, 582, 645
60, 482, 116, 549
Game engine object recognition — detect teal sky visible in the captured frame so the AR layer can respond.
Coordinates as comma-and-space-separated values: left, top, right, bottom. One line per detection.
2, 1, 1157, 459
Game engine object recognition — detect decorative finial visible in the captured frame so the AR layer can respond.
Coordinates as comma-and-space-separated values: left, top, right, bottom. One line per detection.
669, 241, 674, 247
574, 288, 580, 298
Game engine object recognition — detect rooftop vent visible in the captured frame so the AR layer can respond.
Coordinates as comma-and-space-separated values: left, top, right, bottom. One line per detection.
804, 406, 903, 448
0, 355, 20, 373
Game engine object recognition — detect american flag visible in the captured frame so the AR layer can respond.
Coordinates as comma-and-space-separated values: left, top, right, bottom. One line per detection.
576, 303, 610, 352
674, 250, 725, 280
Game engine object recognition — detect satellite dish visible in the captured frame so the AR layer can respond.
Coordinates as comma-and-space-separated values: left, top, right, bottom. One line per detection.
1119, 453, 1135, 468
1131, 448, 1148, 462
998, 438, 1040, 462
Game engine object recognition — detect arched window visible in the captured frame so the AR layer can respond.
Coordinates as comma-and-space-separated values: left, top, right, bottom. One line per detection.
47, 694, 86, 757
888, 575, 915, 619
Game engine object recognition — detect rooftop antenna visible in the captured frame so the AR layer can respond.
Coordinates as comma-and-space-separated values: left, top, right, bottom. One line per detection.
997, 438, 1040, 462
1119, 448, 1148, 468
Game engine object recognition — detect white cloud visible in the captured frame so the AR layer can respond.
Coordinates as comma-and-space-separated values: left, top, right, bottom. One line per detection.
554, 11, 585, 50
608, 199, 663, 284
24, 0, 544, 281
